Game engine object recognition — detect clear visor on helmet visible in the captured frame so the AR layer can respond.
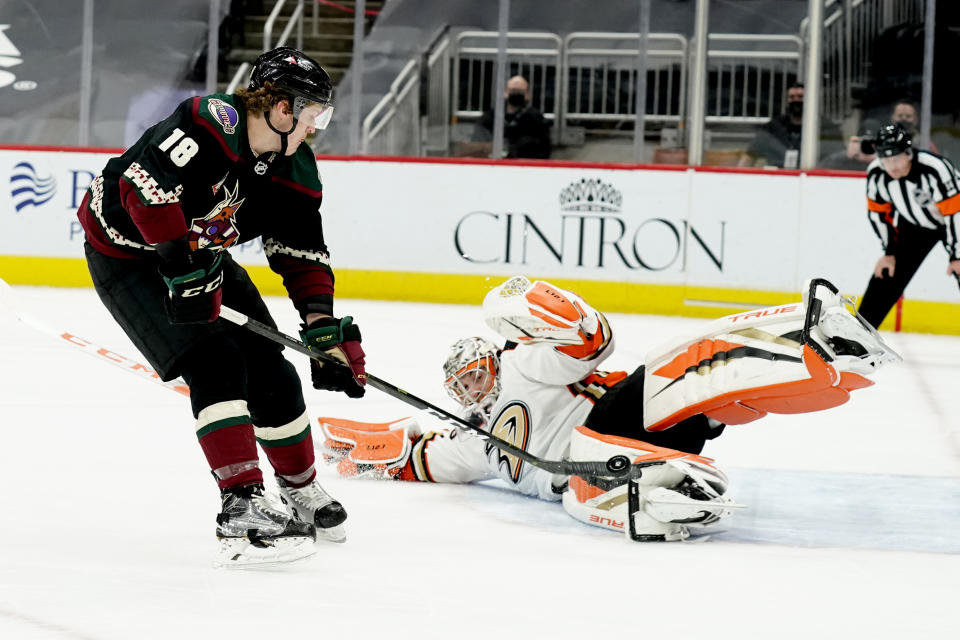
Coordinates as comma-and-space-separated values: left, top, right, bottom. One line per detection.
293, 96, 334, 130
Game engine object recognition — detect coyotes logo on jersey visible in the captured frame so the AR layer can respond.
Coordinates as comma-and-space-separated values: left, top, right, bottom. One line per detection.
190, 180, 244, 251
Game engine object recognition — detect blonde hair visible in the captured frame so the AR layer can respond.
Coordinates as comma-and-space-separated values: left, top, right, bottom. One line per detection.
235, 82, 290, 114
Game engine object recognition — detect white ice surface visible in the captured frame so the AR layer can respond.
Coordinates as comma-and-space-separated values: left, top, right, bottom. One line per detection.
0, 286, 958, 639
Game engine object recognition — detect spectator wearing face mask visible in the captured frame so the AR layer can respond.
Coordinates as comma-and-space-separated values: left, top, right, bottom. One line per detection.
466, 75, 552, 159
827, 98, 939, 172
738, 82, 843, 169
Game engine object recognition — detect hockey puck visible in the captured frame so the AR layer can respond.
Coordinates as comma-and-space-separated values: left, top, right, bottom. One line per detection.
605, 455, 631, 475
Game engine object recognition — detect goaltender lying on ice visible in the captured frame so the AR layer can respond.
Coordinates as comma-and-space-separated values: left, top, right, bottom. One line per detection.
316, 276, 900, 542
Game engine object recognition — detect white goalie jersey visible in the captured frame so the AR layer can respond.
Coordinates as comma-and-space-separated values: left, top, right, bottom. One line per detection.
407, 279, 617, 500
317, 277, 900, 541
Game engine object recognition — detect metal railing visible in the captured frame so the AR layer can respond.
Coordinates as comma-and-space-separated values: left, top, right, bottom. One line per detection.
265, 0, 304, 52
562, 32, 688, 128
423, 32, 452, 156
802, 0, 925, 123
821, 5, 847, 121
362, 0, 928, 158
365, 30, 803, 156
848, 0, 923, 88
703, 34, 804, 123
362, 59, 420, 155
226, 0, 305, 93
452, 31, 563, 122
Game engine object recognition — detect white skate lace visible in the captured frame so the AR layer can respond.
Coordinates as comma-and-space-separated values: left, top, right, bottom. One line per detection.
219, 490, 291, 537
288, 481, 335, 511
253, 492, 293, 519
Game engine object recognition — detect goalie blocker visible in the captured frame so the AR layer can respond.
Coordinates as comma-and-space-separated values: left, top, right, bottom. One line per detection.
317, 278, 900, 541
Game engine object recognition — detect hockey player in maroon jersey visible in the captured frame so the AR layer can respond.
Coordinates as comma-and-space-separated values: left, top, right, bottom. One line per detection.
314, 276, 899, 542
77, 47, 365, 566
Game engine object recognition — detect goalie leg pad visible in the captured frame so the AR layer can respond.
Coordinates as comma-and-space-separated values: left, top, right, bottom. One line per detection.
642, 278, 901, 432
562, 426, 735, 541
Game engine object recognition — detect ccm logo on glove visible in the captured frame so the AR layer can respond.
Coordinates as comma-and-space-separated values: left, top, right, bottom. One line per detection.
179, 273, 224, 297
300, 316, 366, 398
159, 250, 224, 324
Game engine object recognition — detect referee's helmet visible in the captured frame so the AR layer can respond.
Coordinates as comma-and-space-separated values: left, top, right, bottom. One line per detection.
875, 122, 913, 158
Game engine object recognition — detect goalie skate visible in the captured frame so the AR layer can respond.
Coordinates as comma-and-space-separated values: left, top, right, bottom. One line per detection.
627, 458, 744, 541
563, 427, 737, 542
276, 476, 347, 543
213, 484, 317, 569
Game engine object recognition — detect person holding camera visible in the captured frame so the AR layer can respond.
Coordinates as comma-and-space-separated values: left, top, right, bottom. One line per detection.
858, 122, 960, 328
466, 75, 552, 159
824, 98, 940, 171
738, 82, 843, 169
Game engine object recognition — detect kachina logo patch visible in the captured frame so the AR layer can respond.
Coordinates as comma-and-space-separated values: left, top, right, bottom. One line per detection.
10, 161, 56, 212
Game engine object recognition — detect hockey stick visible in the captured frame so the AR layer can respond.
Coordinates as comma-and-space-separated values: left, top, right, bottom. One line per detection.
217, 305, 640, 479
0, 279, 190, 396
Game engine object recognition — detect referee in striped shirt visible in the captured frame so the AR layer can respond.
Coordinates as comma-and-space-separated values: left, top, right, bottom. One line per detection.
859, 122, 960, 328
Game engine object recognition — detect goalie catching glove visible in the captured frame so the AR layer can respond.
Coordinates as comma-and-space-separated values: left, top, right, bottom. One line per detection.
300, 316, 366, 398
317, 416, 424, 480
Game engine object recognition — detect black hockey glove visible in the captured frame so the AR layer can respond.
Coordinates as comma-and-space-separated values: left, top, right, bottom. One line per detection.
300, 316, 366, 398
158, 250, 224, 324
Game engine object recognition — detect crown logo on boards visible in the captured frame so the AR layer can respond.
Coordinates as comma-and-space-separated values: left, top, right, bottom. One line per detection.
558, 178, 623, 212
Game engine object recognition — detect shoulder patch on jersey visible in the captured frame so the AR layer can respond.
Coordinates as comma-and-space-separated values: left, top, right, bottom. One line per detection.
193, 94, 244, 158
207, 98, 240, 134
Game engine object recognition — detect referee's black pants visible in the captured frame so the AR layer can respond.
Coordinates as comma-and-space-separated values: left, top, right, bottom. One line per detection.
858, 223, 943, 329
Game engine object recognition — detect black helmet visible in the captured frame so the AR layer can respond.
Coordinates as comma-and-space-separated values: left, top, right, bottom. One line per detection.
875, 122, 913, 158
248, 47, 333, 106
246, 47, 335, 149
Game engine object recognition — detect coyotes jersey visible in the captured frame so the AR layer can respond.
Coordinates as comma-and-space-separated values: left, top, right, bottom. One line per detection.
78, 93, 335, 315
407, 306, 618, 501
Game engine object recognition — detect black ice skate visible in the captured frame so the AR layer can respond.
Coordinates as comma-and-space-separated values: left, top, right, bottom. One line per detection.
276, 476, 347, 543
214, 483, 317, 568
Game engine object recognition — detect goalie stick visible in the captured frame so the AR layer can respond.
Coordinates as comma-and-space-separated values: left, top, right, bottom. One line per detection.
0, 279, 190, 396
217, 305, 643, 479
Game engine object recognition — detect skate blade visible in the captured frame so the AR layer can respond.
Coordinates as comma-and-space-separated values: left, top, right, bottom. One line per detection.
316, 524, 346, 544
213, 535, 317, 569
